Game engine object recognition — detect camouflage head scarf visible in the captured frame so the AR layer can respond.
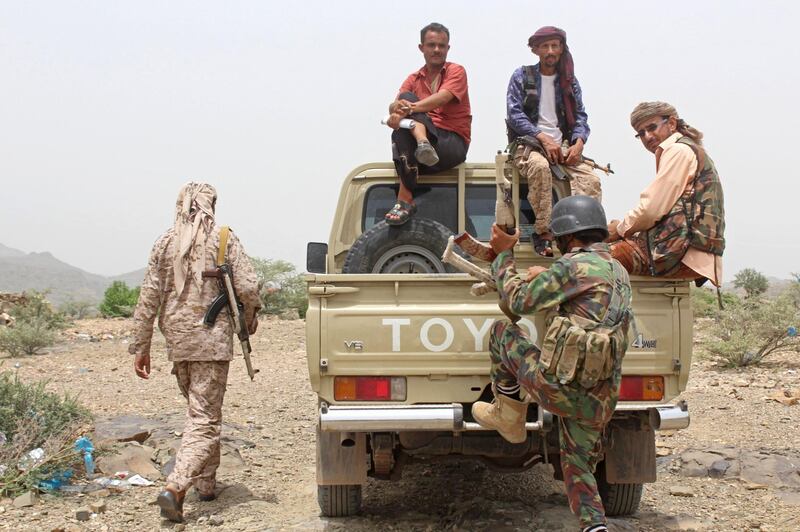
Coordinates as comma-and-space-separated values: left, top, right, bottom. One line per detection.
630, 101, 704, 144
629, 101, 677, 128
173, 182, 217, 293
528, 26, 577, 128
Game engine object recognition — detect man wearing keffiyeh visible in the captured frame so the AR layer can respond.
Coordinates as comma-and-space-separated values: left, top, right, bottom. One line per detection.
506, 26, 602, 257
129, 182, 261, 522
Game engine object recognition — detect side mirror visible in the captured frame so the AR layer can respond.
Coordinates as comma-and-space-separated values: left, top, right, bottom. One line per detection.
306, 242, 328, 273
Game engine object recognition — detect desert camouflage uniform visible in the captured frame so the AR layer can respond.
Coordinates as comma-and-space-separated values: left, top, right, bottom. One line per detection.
130, 226, 260, 493
489, 243, 632, 528
514, 144, 602, 236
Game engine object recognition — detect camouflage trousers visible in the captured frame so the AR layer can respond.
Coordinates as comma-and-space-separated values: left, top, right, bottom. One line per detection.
169, 361, 230, 494
514, 145, 603, 235
488, 319, 620, 528
609, 237, 703, 280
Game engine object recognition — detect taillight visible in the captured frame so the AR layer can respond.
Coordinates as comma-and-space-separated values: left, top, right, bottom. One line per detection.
619, 376, 664, 401
334, 376, 407, 401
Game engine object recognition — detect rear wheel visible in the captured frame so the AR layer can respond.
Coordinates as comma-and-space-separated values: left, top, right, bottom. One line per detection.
595, 461, 643, 516
317, 484, 362, 517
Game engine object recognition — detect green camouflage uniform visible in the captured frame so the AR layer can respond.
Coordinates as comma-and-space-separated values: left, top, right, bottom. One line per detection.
489, 242, 632, 528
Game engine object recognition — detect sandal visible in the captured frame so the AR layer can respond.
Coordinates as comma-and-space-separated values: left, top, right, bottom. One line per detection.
384, 200, 417, 226
531, 233, 554, 257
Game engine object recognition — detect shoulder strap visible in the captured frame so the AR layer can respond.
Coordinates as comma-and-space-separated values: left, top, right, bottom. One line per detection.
217, 226, 230, 267
601, 260, 631, 329
522, 65, 539, 114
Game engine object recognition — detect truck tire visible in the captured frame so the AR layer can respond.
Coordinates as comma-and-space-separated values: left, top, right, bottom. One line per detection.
343, 218, 458, 274
317, 484, 362, 517
595, 462, 643, 516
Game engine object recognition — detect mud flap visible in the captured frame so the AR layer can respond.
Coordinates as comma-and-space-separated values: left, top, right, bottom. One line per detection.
316, 425, 368, 485
603, 425, 656, 484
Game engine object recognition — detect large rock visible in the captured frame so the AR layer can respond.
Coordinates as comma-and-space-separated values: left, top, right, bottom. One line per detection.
93, 415, 155, 444
96, 442, 161, 480
678, 447, 800, 492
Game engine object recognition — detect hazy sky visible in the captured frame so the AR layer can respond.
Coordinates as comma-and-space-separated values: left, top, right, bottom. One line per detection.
2, 1, 798, 280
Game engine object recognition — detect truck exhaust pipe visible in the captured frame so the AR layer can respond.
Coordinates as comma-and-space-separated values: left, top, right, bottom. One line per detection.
340, 432, 356, 447
648, 402, 690, 430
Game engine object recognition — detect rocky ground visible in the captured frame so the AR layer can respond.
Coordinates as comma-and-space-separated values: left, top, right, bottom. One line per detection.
1, 317, 799, 531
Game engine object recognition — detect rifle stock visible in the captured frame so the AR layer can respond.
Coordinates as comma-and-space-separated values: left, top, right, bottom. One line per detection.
441, 237, 520, 323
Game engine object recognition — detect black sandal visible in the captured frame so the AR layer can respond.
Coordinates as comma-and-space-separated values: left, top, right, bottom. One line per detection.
384, 201, 417, 226
531, 233, 554, 257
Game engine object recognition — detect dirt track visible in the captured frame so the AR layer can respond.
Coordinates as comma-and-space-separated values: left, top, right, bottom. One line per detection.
1, 317, 799, 531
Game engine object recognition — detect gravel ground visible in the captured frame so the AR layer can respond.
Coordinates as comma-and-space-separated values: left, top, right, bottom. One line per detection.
1, 317, 799, 531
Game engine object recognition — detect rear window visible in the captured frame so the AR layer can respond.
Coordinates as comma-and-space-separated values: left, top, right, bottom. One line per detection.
362, 182, 553, 241
363, 184, 458, 233
464, 185, 493, 240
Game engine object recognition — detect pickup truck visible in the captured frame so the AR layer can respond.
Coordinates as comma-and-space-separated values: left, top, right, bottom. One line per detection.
305, 161, 691, 517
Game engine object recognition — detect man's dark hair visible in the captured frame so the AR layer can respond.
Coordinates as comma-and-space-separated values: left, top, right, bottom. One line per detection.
572, 229, 607, 245
420, 22, 450, 43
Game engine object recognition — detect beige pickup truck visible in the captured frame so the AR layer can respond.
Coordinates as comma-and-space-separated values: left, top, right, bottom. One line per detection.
305, 161, 691, 517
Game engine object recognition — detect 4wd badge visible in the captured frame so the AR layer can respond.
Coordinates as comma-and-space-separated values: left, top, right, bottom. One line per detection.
631, 334, 657, 349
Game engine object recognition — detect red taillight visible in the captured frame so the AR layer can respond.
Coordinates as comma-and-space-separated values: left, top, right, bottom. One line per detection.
334, 376, 406, 401
619, 376, 664, 401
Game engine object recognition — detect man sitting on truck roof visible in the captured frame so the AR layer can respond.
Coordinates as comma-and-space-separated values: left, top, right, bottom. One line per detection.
472, 195, 632, 532
506, 26, 602, 256
383, 22, 472, 226
606, 101, 725, 286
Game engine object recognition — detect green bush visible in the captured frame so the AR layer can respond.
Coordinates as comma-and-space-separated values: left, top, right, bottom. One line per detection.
0, 292, 66, 357
98, 281, 140, 318
250, 258, 308, 319
59, 298, 96, 320
691, 286, 740, 318
0, 371, 90, 497
706, 289, 800, 367
733, 268, 769, 299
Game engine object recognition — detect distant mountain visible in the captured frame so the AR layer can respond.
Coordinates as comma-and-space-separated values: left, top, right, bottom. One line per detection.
0, 243, 26, 258
0, 243, 145, 306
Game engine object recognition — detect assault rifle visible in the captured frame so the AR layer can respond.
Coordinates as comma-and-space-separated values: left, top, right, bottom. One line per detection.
442, 152, 520, 323
202, 227, 258, 380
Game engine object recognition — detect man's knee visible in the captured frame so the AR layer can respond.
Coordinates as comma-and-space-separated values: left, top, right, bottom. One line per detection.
519, 151, 550, 176
490, 318, 516, 342
398, 91, 419, 102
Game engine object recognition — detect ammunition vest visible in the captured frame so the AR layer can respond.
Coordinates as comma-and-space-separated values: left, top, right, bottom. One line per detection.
539, 259, 632, 389
520, 65, 569, 140
644, 136, 726, 276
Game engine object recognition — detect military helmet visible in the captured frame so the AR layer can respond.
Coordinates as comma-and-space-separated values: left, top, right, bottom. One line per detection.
549, 195, 609, 238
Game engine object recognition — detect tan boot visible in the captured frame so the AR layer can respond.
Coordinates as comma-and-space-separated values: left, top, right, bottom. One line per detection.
472, 394, 528, 444
156, 483, 185, 523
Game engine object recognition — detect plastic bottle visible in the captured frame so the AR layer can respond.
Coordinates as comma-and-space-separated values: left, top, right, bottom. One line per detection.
74, 436, 95, 475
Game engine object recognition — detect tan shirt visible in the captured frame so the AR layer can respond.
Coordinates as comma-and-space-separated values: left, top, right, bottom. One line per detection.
617, 133, 723, 285
129, 226, 261, 361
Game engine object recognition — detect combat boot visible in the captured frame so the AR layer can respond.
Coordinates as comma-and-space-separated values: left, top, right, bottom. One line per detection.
471, 394, 528, 444
156, 483, 185, 523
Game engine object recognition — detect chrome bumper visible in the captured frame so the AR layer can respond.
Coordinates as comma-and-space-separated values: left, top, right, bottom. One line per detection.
319, 403, 547, 433
319, 402, 689, 432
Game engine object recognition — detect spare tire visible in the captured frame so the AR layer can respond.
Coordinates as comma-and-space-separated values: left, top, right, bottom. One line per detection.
343, 218, 459, 274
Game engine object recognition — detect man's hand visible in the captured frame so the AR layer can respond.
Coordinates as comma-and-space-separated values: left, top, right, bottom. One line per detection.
490, 224, 519, 254
134, 353, 151, 379
385, 113, 404, 129
389, 99, 413, 116
536, 133, 563, 164
564, 138, 584, 166
606, 219, 622, 242
525, 265, 547, 282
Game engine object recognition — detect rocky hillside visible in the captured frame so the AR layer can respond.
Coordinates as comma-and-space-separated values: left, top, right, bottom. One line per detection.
0, 243, 144, 305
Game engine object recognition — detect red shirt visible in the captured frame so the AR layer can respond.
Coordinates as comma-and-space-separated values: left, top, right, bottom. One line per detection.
398, 62, 472, 144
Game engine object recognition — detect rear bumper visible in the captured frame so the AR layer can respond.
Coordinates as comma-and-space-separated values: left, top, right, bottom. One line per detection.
319, 401, 690, 432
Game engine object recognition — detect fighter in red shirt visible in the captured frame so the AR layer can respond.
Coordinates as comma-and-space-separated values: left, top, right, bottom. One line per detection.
384, 22, 472, 225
